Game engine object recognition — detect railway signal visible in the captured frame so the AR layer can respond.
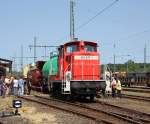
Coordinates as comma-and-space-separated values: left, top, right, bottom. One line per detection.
12, 100, 22, 115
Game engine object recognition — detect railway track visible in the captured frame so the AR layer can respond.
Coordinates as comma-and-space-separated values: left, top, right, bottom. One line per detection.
121, 94, 150, 102
95, 100, 150, 123
123, 87, 150, 93
79, 102, 150, 124
18, 95, 150, 124
129, 86, 150, 90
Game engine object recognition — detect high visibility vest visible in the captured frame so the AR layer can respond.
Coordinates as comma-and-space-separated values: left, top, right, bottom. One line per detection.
116, 80, 122, 90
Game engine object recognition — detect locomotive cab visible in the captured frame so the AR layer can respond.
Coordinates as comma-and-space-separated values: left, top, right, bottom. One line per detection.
64, 41, 100, 80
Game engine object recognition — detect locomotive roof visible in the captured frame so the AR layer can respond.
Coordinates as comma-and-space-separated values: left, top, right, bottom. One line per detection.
63, 40, 98, 46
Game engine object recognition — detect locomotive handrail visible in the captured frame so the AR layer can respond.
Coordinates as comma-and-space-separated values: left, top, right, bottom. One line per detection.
64, 64, 72, 80
64, 64, 71, 74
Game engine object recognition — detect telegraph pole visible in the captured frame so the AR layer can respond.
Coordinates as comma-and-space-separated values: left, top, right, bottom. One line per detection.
12, 53, 17, 72
20, 45, 23, 73
70, 0, 75, 41
144, 43, 146, 72
34, 37, 37, 63
113, 43, 116, 73
126, 55, 131, 73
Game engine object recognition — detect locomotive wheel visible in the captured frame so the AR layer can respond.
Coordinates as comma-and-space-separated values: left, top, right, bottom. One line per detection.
41, 83, 49, 94
41, 84, 44, 93
90, 95, 94, 101
147, 83, 150, 87
48, 81, 52, 94
70, 95, 76, 101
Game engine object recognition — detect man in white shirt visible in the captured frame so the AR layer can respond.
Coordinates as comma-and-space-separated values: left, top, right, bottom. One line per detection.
13, 77, 18, 96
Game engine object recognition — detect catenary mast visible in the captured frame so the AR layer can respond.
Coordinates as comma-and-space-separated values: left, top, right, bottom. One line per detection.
70, 0, 75, 41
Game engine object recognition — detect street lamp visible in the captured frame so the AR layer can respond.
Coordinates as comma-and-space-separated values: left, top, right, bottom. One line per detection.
126, 54, 131, 73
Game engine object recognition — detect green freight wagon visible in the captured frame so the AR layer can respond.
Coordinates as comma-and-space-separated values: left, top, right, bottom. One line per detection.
42, 56, 58, 79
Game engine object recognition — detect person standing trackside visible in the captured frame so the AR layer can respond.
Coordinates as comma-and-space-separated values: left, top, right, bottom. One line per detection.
18, 76, 25, 96
0, 76, 7, 98
116, 77, 122, 98
13, 77, 18, 96
111, 77, 116, 97
0, 76, 5, 96
9, 76, 14, 95
5, 76, 10, 96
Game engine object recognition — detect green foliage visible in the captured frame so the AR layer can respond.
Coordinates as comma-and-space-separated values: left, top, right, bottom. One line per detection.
104, 60, 150, 73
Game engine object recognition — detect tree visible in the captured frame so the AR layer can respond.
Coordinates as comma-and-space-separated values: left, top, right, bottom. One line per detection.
125, 60, 140, 72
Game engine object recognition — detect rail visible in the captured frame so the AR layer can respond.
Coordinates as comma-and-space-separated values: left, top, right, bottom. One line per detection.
121, 94, 150, 102
122, 87, 150, 93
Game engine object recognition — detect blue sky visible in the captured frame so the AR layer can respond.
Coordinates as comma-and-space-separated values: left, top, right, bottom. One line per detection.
0, 0, 150, 71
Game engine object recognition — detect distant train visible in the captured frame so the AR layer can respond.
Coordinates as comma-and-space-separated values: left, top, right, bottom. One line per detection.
116, 72, 150, 87
23, 61, 46, 94
23, 40, 106, 101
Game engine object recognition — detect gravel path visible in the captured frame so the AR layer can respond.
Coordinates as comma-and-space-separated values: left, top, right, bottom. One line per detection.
0, 96, 97, 124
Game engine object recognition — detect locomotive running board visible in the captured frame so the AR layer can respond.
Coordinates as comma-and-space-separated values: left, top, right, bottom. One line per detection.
62, 71, 71, 94
62, 80, 71, 94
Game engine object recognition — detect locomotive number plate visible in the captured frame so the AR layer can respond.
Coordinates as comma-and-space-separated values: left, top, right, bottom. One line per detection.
74, 55, 98, 60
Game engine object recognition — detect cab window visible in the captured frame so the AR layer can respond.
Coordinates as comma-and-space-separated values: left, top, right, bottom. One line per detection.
66, 45, 78, 53
84, 45, 96, 52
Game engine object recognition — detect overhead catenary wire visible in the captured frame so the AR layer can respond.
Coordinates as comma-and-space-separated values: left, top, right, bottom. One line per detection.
117, 29, 150, 42
76, 0, 119, 31
101, 28, 150, 46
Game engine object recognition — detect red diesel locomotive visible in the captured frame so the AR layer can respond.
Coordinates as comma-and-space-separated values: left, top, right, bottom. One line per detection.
42, 40, 106, 100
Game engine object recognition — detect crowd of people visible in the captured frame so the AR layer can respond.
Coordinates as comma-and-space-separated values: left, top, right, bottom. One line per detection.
0, 74, 122, 99
0, 75, 25, 98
